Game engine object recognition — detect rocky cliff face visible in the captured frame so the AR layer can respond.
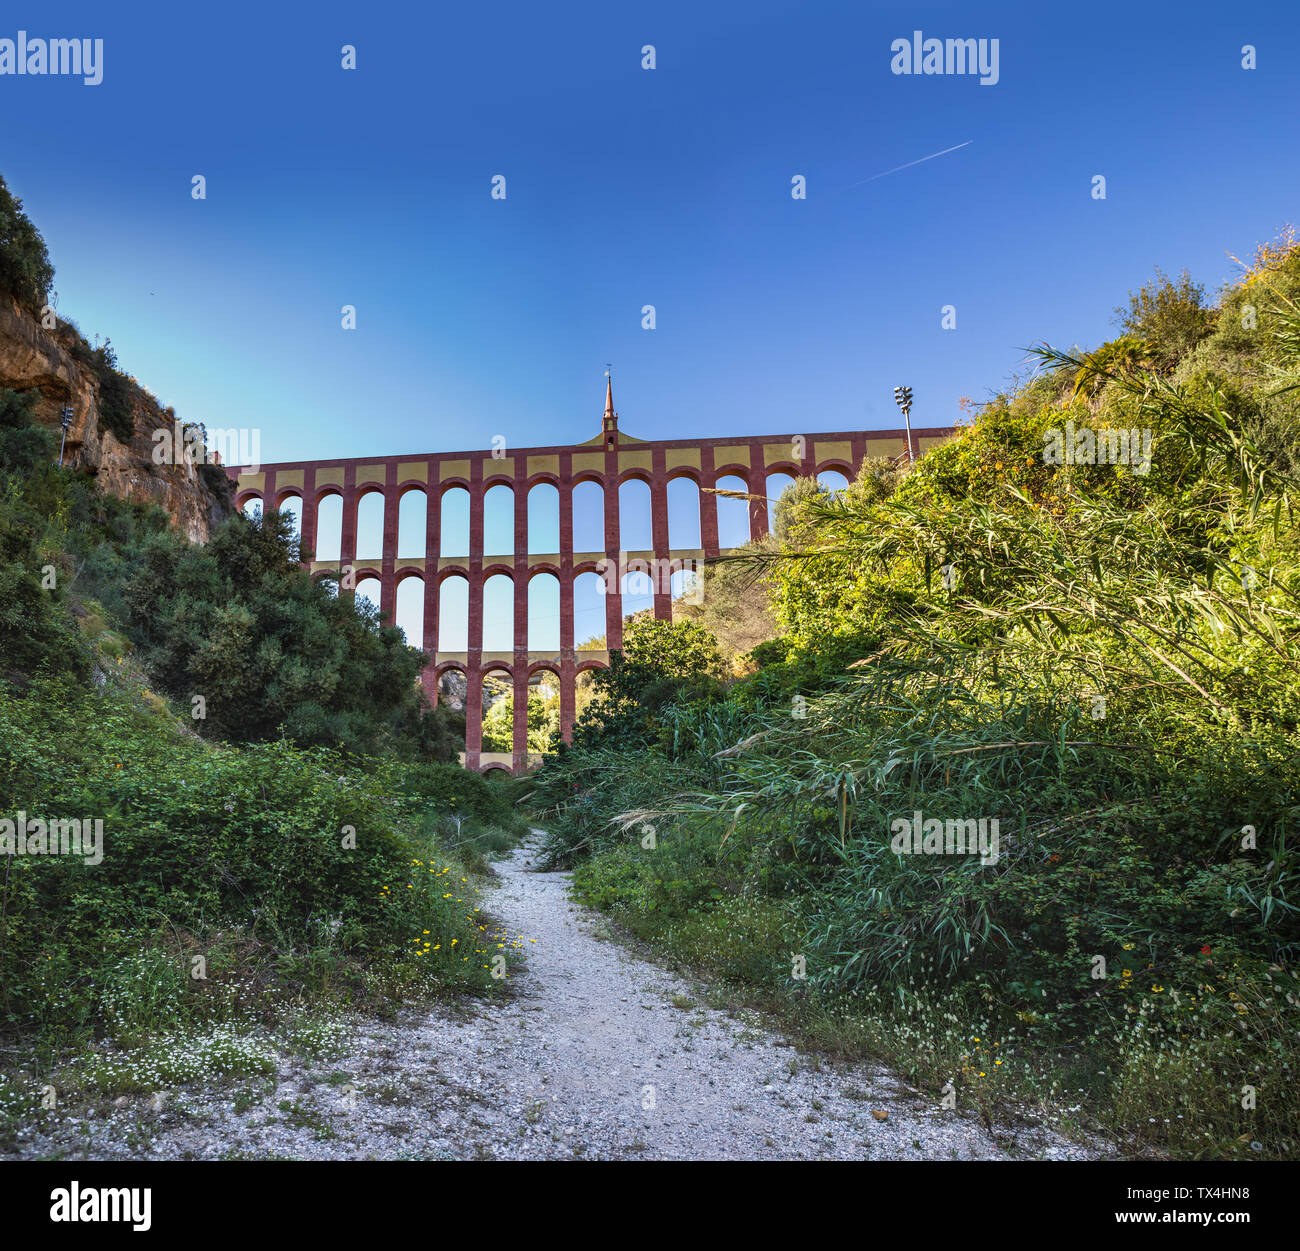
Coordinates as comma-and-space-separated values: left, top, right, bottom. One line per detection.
0, 295, 234, 543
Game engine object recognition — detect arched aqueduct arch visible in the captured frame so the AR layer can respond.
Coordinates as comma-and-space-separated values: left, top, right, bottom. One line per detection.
231, 380, 952, 773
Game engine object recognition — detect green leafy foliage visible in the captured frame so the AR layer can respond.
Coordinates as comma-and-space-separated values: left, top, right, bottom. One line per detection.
531, 238, 1300, 1158
482, 687, 557, 752
102, 504, 453, 757
0, 174, 53, 315
1113, 266, 1216, 370
0, 676, 516, 1046
674, 537, 781, 669
562, 616, 724, 754
0, 388, 462, 759
0, 357, 512, 1092
79, 340, 135, 444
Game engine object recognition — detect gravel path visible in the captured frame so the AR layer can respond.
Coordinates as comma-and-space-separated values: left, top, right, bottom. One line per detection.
14, 834, 1100, 1160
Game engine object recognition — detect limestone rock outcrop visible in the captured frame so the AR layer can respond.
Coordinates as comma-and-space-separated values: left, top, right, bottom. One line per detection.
0, 295, 233, 542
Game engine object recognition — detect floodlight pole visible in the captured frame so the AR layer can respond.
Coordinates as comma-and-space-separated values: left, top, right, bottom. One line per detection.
893, 386, 915, 465
58, 406, 74, 467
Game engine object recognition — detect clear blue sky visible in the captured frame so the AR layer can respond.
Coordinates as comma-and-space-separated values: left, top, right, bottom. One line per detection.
4, 0, 1298, 466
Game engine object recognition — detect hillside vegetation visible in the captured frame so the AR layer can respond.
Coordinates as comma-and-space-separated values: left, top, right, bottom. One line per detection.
531, 235, 1300, 1159
0, 188, 523, 1148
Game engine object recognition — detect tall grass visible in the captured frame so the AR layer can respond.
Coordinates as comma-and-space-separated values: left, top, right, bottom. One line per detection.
531, 285, 1300, 1158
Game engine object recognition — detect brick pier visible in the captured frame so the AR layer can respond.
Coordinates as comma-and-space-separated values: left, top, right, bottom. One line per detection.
231, 380, 951, 773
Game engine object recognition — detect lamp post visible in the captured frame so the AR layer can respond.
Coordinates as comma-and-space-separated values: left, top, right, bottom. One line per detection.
892, 385, 914, 464
58, 406, 74, 467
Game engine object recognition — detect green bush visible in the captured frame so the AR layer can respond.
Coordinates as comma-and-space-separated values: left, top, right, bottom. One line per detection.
1113, 266, 1216, 370
0, 387, 463, 761
389, 760, 528, 833
0, 676, 513, 1044
531, 236, 1300, 1159
83, 341, 135, 444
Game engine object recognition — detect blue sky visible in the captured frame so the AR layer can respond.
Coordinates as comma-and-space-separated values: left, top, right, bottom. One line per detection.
4, 1, 1298, 469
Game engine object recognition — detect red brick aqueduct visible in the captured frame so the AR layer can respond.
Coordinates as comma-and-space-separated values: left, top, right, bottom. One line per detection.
230, 381, 953, 774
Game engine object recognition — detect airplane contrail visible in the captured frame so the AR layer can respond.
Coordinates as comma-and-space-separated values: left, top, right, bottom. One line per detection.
846, 140, 973, 189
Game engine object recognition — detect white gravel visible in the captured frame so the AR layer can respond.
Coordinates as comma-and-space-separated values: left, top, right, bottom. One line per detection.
10, 834, 1104, 1160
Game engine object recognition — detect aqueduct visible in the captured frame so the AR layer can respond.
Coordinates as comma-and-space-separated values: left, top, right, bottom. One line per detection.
230, 380, 952, 774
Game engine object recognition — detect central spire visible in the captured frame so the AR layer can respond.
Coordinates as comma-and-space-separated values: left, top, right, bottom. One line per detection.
602, 370, 618, 445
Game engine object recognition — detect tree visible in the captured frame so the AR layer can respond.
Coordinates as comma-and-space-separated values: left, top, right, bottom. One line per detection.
567, 616, 723, 750
1072, 335, 1157, 397
675, 539, 780, 670
0, 389, 85, 679
0, 387, 56, 477
0, 174, 54, 315
767, 457, 909, 661
481, 687, 559, 752
116, 507, 459, 759
1113, 267, 1215, 370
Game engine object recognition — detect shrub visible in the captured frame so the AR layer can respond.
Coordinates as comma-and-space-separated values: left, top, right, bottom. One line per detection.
0, 676, 514, 1048
531, 237, 1300, 1158
85, 341, 136, 444
1113, 266, 1216, 369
